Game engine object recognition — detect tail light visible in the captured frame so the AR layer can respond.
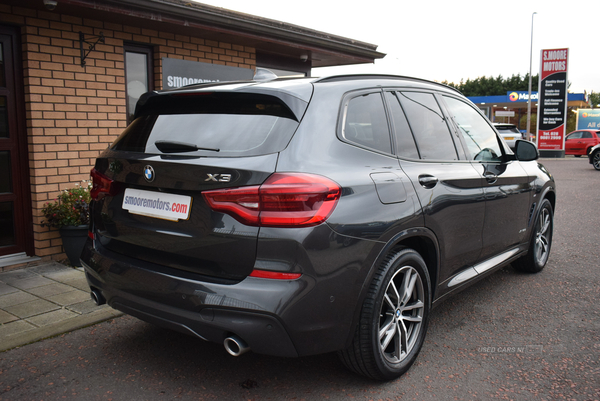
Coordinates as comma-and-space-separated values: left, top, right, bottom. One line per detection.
90, 168, 117, 200
202, 173, 341, 228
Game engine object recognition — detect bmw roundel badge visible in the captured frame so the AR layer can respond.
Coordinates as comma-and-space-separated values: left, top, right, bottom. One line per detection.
144, 165, 155, 182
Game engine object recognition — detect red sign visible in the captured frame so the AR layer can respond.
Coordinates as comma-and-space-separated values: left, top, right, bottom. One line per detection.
537, 48, 569, 152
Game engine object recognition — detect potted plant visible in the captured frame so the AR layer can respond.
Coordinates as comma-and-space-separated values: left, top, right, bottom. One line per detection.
41, 181, 91, 266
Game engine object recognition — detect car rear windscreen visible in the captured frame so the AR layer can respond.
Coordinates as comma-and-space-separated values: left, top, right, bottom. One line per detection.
111, 93, 300, 157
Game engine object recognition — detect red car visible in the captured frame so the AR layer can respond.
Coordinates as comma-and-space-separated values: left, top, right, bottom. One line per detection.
565, 129, 600, 156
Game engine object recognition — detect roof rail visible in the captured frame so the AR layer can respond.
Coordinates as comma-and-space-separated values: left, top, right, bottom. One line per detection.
314, 74, 462, 94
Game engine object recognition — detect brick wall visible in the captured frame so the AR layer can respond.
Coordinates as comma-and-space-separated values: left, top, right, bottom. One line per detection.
0, 5, 256, 262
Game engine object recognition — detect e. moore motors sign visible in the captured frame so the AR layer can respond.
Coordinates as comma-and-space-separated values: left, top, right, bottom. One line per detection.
162, 58, 253, 89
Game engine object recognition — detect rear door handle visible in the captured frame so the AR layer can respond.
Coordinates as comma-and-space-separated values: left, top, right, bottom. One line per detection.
418, 175, 438, 189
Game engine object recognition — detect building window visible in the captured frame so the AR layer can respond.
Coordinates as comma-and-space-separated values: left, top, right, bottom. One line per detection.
124, 44, 153, 124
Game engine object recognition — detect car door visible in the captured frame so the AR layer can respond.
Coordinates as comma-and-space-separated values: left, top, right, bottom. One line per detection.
565, 131, 583, 155
579, 131, 597, 155
442, 95, 533, 261
384, 90, 486, 285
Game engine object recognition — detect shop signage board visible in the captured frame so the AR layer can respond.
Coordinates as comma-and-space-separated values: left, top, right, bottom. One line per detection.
575, 109, 600, 130
536, 48, 569, 154
162, 58, 254, 89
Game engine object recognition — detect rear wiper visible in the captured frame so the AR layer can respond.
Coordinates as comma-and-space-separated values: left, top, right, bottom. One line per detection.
155, 140, 220, 153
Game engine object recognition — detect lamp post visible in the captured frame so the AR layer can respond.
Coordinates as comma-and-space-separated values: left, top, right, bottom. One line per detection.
526, 12, 537, 142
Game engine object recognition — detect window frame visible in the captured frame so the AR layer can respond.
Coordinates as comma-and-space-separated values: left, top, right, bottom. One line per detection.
440, 94, 507, 163
337, 89, 395, 156
392, 90, 464, 162
124, 43, 154, 125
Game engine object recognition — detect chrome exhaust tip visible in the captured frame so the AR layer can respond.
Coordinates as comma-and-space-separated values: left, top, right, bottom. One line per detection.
90, 289, 106, 306
224, 335, 250, 356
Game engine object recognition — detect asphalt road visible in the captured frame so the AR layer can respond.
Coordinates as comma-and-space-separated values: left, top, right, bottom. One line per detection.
1, 157, 599, 400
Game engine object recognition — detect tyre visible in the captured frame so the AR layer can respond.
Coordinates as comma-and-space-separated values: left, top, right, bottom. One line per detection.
512, 199, 553, 273
339, 248, 431, 380
592, 150, 600, 171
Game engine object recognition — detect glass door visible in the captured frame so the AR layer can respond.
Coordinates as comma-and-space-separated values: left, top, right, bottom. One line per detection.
0, 26, 32, 257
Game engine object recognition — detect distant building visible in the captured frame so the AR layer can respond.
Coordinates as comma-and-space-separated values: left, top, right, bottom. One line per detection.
469, 92, 588, 129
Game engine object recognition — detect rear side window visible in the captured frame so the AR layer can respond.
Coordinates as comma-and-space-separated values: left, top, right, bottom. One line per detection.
397, 92, 457, 160
342, 92, 393, 154
581, 132, 593, 139
111, 93, 300, 157
384, 91, 419, 159
497, 126, 520, 134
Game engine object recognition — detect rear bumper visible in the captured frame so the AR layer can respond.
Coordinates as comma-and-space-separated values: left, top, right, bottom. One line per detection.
81, 233, 378, 357
82, 239, 302, 357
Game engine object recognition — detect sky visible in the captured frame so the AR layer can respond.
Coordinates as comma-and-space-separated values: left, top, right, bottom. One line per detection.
197, 0, 599, 94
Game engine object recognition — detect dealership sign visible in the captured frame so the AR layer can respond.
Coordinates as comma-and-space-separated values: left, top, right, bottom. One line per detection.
536, 48, 569, 151
575, 109, 600, 130
162, 58, 253, 89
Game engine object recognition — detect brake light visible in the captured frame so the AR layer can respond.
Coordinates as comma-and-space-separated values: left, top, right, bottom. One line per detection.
90, 168, 116, 200
202, 173, 341, 228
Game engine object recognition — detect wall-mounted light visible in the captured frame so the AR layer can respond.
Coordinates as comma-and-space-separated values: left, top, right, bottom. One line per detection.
43, 0, 58, 11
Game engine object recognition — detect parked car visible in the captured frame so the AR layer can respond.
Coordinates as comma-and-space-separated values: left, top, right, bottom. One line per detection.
493, 123, 523, 149
82, 74, 556, 381
565, 129, 600, 156
588, 143, 600, 170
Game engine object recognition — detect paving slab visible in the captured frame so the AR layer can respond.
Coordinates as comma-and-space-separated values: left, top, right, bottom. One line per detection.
26, 308, 80, 327
0, 261, 124, 352
8, 276, 55, 290
0, 320, 36, 337
4, 299, 60, 319
27, 282, 75, 298
47, 289, 90, 306
0, 309, 18, 324
0, 291, 39, 308
0, 282, 19, 296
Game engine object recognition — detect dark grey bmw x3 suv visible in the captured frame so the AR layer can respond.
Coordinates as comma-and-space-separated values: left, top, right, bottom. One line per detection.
82, 74, 555, 380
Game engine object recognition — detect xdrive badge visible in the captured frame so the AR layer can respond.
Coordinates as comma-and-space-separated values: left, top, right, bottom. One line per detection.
144, 165, 155, 182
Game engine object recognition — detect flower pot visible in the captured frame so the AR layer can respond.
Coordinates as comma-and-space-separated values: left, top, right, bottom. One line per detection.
59, 225, 88, 267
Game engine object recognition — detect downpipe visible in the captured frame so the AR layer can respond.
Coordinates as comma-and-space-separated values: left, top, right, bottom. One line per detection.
224, 335, 250, 356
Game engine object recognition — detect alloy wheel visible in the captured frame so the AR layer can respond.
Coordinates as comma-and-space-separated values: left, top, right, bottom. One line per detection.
534, 207, 551, 265
593, 151, 600, 170
378, 266, 425, 363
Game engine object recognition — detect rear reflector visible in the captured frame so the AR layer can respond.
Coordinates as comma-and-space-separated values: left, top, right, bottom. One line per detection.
90, 168, 117, 200
202, 173, 341, 228
249, 270, 302, 280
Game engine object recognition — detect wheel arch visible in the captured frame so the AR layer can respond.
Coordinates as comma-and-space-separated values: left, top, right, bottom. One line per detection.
543, 187, 556, 214
343, 228, 440, 349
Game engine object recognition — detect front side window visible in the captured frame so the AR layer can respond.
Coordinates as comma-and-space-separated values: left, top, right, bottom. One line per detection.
444, 96, 503, 162
397, 92, 457, 160
342, 92, 392, 154
566, 132, 582, 140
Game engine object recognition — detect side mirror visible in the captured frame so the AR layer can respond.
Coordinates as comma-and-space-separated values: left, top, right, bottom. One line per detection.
515, 139, 539, 161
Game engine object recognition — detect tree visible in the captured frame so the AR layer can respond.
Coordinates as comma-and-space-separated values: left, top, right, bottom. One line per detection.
441, 74, 539, 97
589, 91, 600, 108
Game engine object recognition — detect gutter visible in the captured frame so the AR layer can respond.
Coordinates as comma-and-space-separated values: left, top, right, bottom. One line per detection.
57, 0, 385, 62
